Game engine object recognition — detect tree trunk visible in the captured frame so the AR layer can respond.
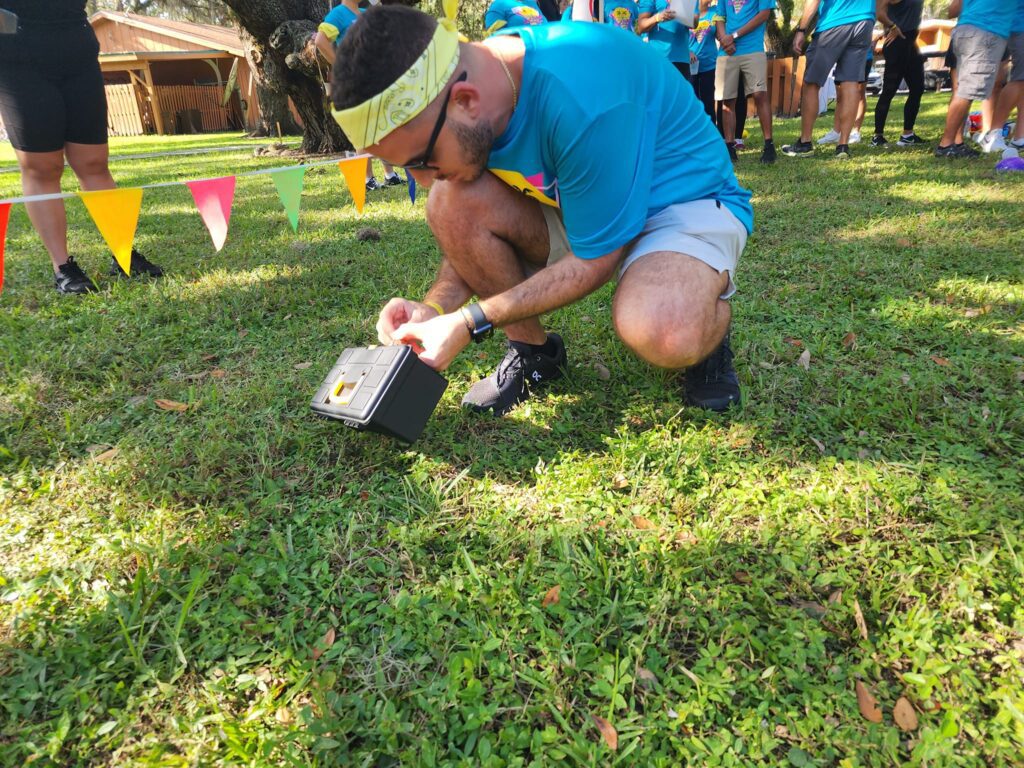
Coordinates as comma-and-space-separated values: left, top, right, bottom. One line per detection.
242, 30, 302, 138
223, 0, 351, 154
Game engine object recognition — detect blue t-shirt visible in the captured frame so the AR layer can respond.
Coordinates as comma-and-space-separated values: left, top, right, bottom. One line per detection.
605, 0, 641, 31
318, 4, 360, 45
691, 4, 720, 71
959, 0, 1014, 37
485, 0, 548, 35
640, 0, 693, 61
488, 23, 753, 259
1014, 0, 1024, 33
816, 0, 874, 33
713, 0, 776, 56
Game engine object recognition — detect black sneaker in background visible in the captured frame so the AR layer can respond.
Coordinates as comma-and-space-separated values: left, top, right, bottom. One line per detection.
383, 173, 406, 187
896, 132, 927, 146
727, 142, 738, 162
54, 257, 97, 294
461, 333, 567, 416
781, 140, 814, 157
935, 142, 979, 158
109, 249, 164, 278
681, 333, 741, 412
870, 134, 888, 147
365, 177, 381, 191
760, 142, 776, 164
835, 144, 851, 158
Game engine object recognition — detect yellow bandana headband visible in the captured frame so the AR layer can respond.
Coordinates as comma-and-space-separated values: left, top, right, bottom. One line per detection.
331, 0, 462, 150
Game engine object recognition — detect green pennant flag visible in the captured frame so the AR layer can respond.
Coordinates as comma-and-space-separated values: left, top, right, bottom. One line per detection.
271, 166, 307, 232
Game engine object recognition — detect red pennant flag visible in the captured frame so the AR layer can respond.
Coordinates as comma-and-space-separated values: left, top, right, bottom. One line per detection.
0, 203, 10, 294
187, 176, 236, 251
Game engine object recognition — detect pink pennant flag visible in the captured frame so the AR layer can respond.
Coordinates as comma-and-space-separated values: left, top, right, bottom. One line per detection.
0, 203, 9, 293
187, 176, 236, 252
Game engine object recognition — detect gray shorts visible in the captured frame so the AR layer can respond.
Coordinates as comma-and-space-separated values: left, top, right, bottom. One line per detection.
952, 24, 1009, 100
542, 198, 747, 300
804, 20, 874, 85
1009, 32, 1024, 83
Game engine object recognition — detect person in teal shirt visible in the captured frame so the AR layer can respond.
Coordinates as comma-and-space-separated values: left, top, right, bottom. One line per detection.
604, 0, 641, 32
690, 0, 720, 119
331, 6, 752, 415
315, 0, 406, 189
638, 0, 695, 78
485, 0, 548, 36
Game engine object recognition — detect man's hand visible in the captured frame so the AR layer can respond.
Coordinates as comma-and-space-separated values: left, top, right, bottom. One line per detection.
792, 30, 806, 55
720, 33, 736, 54
883, 23, 905, 43
376, 298, 440, 345
392, 312, 471, 371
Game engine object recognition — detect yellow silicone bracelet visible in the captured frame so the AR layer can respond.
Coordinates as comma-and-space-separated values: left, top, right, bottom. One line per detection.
423, 300, 444, 316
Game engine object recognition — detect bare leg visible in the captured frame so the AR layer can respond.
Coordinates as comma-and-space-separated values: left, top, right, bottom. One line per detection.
14, 148, 70, 270
423, 174, 551, 346
991, 80, 1023, 140
942, 95, 974, 145
836, 81, 861, 143
980, 64, 1007, 134
799, 82, 822, 142
64, 142, 116, 191
721, 98, 737, 143
753, 90, 772, 141
854, 82, 866, 132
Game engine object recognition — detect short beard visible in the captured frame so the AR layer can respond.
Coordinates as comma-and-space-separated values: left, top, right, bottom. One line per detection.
449, 119, 494, 182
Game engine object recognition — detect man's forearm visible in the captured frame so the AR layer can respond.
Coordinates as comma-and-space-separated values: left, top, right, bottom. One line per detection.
477, 251, 621, 329
876, 0, 893, 28
798, 0, 819, 29
423, 257, 473, 312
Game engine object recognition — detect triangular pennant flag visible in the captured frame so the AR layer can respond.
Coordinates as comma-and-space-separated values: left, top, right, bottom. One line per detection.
78, 188, 143, 275
407, 173, 416, 205
187, 176, 236, 251
338, 157, 369, 214
271, 166, 307, 232
0, 203, 11, 293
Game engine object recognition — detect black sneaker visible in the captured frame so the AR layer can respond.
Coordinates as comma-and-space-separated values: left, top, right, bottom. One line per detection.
896, 132, 927, 146
54, 257, 97, 294
935, 142, 979, 158
682, 333, 740, 412
870, 134, 888, 147
726, 142, 738, 162
109, 249, 164, 278
383, 173, 406, 187
835, 144, 851, 158
365, 177, 381, 191
461, 333, 567, 416
781, 140, 814, 157
760, 142, 776, 164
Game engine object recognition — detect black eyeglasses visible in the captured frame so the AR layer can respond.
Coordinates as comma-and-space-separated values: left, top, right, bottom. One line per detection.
403, 71, 468, 171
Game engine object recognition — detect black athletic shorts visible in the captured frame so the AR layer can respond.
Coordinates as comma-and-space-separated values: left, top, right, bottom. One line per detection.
0, 19, 108, 153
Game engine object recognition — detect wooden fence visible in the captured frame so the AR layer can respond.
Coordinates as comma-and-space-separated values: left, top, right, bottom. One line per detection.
106, 84, 145, 137
153, 85, 231, 133
766, 56, 808, 118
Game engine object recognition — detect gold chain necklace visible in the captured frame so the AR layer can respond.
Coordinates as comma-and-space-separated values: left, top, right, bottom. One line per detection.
496, 49, 518, 111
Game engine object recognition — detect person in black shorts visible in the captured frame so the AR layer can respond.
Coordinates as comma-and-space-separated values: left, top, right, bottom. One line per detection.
872, 0, 927, 146
0, 0, 163, 294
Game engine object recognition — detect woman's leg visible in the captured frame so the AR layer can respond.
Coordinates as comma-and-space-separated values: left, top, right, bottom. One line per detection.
14, 149, 72, 270
64, 141, 115, 191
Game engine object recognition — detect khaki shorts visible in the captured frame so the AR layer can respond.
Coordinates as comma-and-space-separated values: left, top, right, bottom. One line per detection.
542, 199, 747, 300
714, 52, 768, 100
953, 24, 1009, 100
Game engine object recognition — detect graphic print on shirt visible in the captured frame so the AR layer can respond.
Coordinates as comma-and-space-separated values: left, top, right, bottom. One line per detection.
693, 17, 714, 43
511, 5, 545, 23
489, 168, 560, 207
610, 6, 636, 29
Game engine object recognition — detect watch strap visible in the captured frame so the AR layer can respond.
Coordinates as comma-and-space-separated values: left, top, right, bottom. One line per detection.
465, 302, 493, 343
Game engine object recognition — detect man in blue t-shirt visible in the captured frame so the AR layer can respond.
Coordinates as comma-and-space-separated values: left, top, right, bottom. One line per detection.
713, 0, 777, 162
689, 0, 721, 119
331, 6, 753, 416
637, 0, 695, 78
936, 0, 1013, 157
485, 0, 548, 36
315, 0, 406, 190
782, 0, 875, 158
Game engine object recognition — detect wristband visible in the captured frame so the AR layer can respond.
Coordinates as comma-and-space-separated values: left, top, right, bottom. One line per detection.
423, 299, 444, 316
796, 26, 806, 32
463, 302, 494, 343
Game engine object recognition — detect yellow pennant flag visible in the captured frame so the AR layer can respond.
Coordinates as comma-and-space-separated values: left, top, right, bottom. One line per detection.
79, 188, 144, 274
338, 157, 369, 214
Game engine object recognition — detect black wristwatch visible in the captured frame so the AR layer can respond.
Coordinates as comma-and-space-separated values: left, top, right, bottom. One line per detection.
462, 302, 494, 343
796, 26, 806, 33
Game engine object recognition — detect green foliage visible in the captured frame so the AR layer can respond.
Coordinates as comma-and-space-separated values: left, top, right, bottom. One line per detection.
2, 96, 1023, 766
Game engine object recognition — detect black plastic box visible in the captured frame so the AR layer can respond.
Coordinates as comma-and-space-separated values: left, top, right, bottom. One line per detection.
310, 345, 448, 443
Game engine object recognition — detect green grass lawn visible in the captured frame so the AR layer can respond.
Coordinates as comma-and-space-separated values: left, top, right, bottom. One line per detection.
1, 94, 1022, 766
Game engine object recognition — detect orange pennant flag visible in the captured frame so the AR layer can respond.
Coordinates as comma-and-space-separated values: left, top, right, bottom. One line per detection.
0, 203, 10, 294
338, 157, 369, 214
79, 188, 143, 275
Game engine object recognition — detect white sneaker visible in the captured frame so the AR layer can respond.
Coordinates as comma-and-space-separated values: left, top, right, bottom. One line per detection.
817, 129, 841, 144
849, 130, 862, 144
978, 129, 1008, 154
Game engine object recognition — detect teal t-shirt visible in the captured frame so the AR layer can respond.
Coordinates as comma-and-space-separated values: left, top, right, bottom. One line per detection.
816, 0, 874, 33
605, 0, 641, 31
640, 0, 693, 61
1014, 0, 1024, 33
485, 0, 548, 35
958, 0, 1014, 37
489, 23, 753, 259
714, 0, 776, 56
318, 4, 360, 46
691, 4, 720, 71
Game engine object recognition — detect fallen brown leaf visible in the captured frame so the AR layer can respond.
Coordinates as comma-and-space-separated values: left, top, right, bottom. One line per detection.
797, 349, 811, 370
202, 353, 218, 362
675, 530, 699, 546
856, 681, 883, 723
930, 355, 951, 367
154, 399, 189, 412
594, 363, 611, 381
810, 436, 826, 454
210, 368, 227, 379
784, 337, 804, 347
794, 599, 828, 619
828, 589, 843, 604
636, 667, 657, 685
631, 516, 656, 530
275, 707, 294, 724
733, 570, 751, 585
542, 585, 561, 608
592, 715, 618, 750
852, 599, 869, 640
896, 238, 912, 249
893, 697, 919, 731
94, 448, 119, 463
323, 627, 336, 649
238, 328, 250, 338
611, 473, 629, 490
293, 362, 313, 370
841, 332, 857, 349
